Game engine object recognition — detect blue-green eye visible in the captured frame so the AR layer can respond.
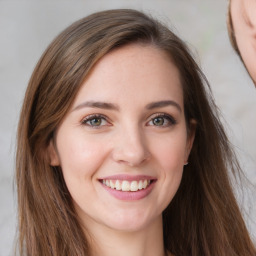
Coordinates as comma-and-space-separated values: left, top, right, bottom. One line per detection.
88, 117, 102, 126
82, 115, 108, 127
152, 117, 165, 126
148, 114, 176, 127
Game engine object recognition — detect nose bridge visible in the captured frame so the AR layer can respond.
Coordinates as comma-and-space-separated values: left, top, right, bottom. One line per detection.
112, 122, 150, 166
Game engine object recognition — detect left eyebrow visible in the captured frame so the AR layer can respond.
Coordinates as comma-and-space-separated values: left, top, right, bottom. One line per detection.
72, 101, 120, 112
146, 100, 182, 112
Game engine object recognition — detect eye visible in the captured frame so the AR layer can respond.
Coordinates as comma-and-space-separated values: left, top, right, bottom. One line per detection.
81, 114, 109, 128
148, 114, 176, 127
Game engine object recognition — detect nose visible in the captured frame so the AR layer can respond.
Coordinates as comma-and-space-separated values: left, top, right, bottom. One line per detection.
111, 126, 151, 167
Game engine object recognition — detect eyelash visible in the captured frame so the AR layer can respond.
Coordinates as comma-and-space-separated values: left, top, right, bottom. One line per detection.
147, 113, 177, 127
81, 113, 177, 128
81, 114, 110, 128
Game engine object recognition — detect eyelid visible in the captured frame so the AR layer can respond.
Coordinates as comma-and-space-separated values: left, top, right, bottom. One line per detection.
147, 112, 177, 126
81, 114, 111, 127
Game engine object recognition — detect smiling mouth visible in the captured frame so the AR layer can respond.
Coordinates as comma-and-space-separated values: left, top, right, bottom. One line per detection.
100, 179, 155, 192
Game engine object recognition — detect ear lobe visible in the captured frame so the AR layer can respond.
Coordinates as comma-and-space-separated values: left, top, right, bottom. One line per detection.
47, 140, 60, 166
185, 119, 196, 162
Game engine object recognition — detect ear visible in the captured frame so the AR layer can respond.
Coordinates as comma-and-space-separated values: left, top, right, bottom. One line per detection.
184, 119, 196, 164
47, 140, 60, 166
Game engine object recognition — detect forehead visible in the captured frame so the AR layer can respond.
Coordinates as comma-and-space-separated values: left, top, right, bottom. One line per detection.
74, 44, 183, 108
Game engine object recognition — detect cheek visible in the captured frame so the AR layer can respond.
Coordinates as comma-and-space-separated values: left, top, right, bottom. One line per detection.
151, 132, 187, 169
158, 141, 185, 189
56, 132, 111, 207
153, 131, 187, 179
150, 134, 186, 209
56, 132, 109, 178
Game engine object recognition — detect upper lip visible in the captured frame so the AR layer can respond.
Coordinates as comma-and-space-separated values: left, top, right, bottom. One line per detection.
98, 174, 156, 181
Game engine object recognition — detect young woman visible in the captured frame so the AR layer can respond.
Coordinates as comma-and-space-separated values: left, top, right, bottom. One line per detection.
16, 9, 256, 256
227, 0, 256, 85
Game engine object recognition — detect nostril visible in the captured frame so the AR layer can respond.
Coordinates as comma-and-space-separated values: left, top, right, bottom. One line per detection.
112, 146, 151, 167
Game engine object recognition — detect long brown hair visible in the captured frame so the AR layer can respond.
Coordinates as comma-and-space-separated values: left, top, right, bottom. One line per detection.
16, 9, 256, 256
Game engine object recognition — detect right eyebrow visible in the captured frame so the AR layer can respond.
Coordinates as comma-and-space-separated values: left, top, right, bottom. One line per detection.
72, 101, 120, 112
146, 100, 182, 113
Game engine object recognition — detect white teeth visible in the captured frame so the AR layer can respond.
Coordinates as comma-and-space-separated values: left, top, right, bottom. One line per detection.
110, 180, 115, 189
130, 181, 138, 191
115, 180, 122, 190
142, 180, 147, 189
102, 179, 151, 191
121, 181, 130, 191
138, 180, 143, 190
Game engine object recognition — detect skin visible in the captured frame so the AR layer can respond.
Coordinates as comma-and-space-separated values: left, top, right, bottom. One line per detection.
48, 44, 195, 256
230, 0, 256, 84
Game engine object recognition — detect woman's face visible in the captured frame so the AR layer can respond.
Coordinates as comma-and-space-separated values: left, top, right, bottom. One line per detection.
49, 44, 195, 234
230, 0, 256, 84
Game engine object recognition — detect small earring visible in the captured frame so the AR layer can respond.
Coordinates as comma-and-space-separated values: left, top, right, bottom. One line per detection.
184, 161, 188, 166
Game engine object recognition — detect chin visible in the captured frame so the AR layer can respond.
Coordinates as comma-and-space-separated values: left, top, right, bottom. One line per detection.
101, 208, 161, 233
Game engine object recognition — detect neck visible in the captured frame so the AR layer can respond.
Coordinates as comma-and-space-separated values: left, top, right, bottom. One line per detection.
85, 216, 166, 256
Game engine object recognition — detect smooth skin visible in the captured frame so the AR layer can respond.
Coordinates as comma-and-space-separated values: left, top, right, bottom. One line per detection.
230, 0, 256, 84
48, 44, 195, 256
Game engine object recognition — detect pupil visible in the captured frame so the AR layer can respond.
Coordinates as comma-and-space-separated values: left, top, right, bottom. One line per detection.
153, 117, 164, 126
91, 118, 101, 126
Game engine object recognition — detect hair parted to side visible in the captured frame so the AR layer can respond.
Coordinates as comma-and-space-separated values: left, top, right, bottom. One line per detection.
16, 9, 256, 256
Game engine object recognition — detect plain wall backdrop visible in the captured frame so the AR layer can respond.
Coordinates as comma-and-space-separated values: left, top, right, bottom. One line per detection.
0, 1, 255, 255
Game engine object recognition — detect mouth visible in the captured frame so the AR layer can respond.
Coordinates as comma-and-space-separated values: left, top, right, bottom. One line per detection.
100, 179, 155, 192
98, 175, 157, 200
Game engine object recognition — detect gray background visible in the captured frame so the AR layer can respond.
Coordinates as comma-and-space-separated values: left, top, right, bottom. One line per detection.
0, 0, 255, 255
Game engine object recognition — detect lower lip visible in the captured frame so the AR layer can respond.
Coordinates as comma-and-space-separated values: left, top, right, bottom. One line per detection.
101, 181, 155, 201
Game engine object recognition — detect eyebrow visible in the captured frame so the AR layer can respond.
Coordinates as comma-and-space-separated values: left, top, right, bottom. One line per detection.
146, 100, 182, 112
72, 100, 182, 112
72, 101, 119, 112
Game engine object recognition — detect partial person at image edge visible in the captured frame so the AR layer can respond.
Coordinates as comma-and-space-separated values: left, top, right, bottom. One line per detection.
227, 0, 256, 86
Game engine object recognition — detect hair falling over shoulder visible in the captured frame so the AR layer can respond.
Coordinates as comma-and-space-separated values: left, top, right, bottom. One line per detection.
16, 9, 256, 256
